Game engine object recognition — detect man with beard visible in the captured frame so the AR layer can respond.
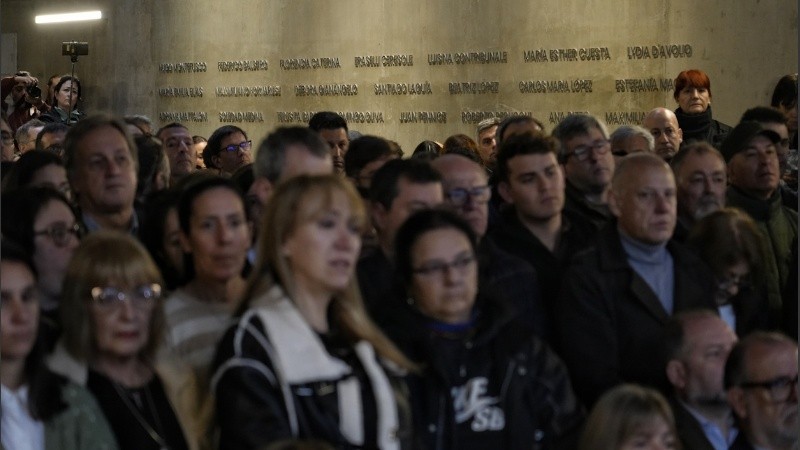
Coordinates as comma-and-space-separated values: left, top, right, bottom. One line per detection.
644, 107, 684, 161
670, 142, 727, 241
664, 310, 739, 450
725, 332, 798, 450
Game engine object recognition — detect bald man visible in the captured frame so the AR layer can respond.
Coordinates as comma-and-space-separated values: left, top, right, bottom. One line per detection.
644, 107, 684, 161
557, 153, 717, 406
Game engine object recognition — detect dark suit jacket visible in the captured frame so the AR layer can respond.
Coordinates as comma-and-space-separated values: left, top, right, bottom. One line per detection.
555, 223, 717, 407
670, 397, 717, 450
728, 433, 756, 450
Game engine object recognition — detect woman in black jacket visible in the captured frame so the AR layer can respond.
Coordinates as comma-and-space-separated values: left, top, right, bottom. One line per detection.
387, 209, 584, 450
673, 69, 731, 149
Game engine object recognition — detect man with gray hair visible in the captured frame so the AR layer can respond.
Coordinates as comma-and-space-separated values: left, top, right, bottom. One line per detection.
557, 153, 716, 406
14, 118, 45, 155
643, 107, 684, 161
248, 126, 333, 222
475, 117, 501, 166
552, 113, 615, 231
725, 332, 798, 450
670, 141, 727, 241
609, 124, 654, 164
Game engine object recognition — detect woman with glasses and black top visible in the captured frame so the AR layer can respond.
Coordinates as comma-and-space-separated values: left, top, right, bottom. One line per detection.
47, 232, 201, 450
2, 187, 81, 350
202, 125, 253, 177
386, 208, 584, 450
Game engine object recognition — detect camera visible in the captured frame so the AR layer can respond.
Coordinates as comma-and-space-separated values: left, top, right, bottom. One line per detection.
61, 42, 89, 58
26, 83, 41, 98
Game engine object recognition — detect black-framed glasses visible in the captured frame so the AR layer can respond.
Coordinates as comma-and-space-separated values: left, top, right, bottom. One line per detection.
565, 139, 610, 162
740, 375, 798, 402
90, 284, 162, 311
446, 185, 491, 206
33, 222, 81, 247
412, 253, 476, 278
222, 140, 252, 153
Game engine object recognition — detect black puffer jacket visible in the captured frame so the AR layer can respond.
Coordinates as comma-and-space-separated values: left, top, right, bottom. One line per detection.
383, 297, 584, 450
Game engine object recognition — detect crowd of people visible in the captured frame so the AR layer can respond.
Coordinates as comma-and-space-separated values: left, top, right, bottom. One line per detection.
0, 68, 798, 450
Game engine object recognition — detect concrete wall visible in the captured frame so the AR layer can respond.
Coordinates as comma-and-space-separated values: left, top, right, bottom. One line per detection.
2, 0, 796, 152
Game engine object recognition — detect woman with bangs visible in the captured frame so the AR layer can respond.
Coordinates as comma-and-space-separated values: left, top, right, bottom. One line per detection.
579, 384, 679, 450
212, 174, 415, 450
47, 232, 199, 450
673, 69, 732, 149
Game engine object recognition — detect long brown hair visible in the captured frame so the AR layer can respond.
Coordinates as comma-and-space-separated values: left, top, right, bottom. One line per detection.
238, 174, 415, 370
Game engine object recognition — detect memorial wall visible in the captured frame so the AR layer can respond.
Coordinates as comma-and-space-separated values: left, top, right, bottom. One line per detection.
2, 0, 797, 152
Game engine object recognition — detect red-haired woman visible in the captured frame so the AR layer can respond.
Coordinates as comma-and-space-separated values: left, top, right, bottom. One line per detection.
673, 69, 732, 149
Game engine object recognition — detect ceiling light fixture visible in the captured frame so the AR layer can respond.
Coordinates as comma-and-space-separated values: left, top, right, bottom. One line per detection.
35, 11, 102, 24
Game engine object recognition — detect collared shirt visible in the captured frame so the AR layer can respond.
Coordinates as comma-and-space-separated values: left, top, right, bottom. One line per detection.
681, 400, 738, 450
0, 384, 45, 450
82, 209, 139, 235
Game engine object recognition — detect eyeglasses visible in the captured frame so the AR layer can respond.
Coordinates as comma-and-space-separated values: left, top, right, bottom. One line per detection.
413, 253, 476, 278
90, 284, 162, 310
445, 185, 491, 207
565, 139, 610, 162
222, 140, 252, 153
717, 273, 751, 292
33, 223, 81, 247
740, 375, 798, 402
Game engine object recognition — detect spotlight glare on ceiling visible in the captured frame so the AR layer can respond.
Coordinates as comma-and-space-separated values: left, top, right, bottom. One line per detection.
35, 11, 102, 24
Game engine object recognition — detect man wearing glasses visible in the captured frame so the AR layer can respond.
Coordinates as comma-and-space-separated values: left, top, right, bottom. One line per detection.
432, 153, 547, 338
725, 331, 798, 450
552, 114, 615, 232
203, 125, 252, 176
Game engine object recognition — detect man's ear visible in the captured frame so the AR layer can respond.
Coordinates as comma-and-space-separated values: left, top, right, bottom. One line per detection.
727, 387, 748, 420
666, 359, 687, 389
498, 181, 514, 205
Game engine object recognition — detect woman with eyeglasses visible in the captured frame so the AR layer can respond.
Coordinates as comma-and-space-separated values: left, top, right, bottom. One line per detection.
48, 231, 200, 450
2, 187, 81, 349
673, 69, 731, 149
1, 239, 118, 450
202, 125, 252, 177
386, 208, 583, 450
686, 208, 775, 337
212, 175, 414, 449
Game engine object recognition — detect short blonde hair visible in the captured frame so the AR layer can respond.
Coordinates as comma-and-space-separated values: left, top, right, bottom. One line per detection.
579, 384, 679, 450
60, 231, 165, 363
239, 174, 414, 370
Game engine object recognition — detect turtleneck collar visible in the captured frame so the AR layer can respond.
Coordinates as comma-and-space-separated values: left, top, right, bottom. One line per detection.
675, 105, 714, 140
618, 228, 669, 264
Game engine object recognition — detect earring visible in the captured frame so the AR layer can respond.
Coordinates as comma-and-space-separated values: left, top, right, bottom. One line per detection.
406, 297, 415, 306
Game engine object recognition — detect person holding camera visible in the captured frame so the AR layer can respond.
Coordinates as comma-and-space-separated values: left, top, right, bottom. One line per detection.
1, 71, 51, 132
39, 76, 84, 126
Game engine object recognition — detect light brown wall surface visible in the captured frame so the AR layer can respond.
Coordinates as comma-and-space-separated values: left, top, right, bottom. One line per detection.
2, 0, 797, 152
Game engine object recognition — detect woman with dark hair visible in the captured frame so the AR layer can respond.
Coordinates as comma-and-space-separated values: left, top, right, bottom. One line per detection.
140, 188, 184, 291
1, 239, 118, 450
388, 208, 583, 450
48, 232, 199, 450
202, 125, 252, 176
1, 149, 71, 201
162, 176, 251, 376
212, 174, 414, 449
673, 69, 731, 149
39, 76, 83, 125
579, 384, 678, 450
686, 208, 775, 336
134, 134, 170, 205
1, 187, 81, 347
411, 140, 443, 161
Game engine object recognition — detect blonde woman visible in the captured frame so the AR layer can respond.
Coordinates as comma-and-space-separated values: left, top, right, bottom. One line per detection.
580, 384, 679, 450
48, 232, 200, 450
212, 174, 414, 450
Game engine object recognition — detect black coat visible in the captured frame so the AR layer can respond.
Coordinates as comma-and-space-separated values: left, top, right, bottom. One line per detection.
384, 297, 584, 450
555, 224, 717, 407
